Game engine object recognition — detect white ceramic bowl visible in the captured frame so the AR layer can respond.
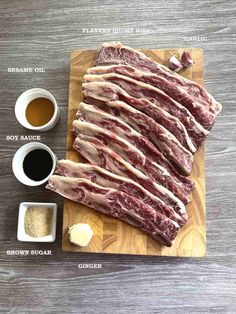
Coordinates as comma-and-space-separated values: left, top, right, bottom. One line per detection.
17, 202, 57, 242
15, 88, 60, 131
12, 142, 57, 186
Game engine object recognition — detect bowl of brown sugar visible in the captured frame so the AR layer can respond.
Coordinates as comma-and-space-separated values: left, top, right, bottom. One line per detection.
17, 202, 57, 242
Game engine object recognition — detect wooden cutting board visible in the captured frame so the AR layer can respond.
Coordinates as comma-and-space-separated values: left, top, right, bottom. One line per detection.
62, 48, 206, 257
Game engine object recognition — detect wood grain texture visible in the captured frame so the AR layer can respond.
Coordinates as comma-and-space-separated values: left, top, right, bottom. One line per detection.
0, 0, 236, 313
62, 48, 206, 257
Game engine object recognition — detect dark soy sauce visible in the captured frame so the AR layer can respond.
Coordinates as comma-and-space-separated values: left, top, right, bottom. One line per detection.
23, 149, 53, 181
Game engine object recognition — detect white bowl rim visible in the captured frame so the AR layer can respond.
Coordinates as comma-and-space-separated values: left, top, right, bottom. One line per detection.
15, 88, 59, 131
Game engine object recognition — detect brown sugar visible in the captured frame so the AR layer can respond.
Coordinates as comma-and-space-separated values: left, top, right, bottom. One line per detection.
24, 207, 53, 238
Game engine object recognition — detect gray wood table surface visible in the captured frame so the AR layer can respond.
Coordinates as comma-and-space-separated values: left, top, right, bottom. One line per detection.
0, 0, 235, 313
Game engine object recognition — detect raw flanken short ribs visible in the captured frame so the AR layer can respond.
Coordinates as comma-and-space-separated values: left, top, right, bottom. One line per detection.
47, 42, 222, 247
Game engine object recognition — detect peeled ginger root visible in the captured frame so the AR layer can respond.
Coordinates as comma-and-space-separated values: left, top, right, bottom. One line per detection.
68, 223, 93, 247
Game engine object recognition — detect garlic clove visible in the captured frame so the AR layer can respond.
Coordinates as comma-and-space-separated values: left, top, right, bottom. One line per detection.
181, 51, 194, 67
169, 56, 183, 72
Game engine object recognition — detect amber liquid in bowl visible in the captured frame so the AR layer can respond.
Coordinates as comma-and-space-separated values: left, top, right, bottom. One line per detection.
26, 97, 54, 127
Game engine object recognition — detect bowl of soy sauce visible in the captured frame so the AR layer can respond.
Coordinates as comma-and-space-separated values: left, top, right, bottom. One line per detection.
12, 142, 57, 186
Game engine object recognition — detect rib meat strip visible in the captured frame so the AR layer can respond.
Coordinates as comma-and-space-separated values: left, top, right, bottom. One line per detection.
47, 176, 180, 246
76, 102, 194, 194
83, 76, 209, 149
82, 84, 193, 175
88, 64, 222, 130
72, 120, 190, 204
85, 73, 196, 153
95, 42, 222, 119
56, 160, 185, 226
73, 134, 187, 220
